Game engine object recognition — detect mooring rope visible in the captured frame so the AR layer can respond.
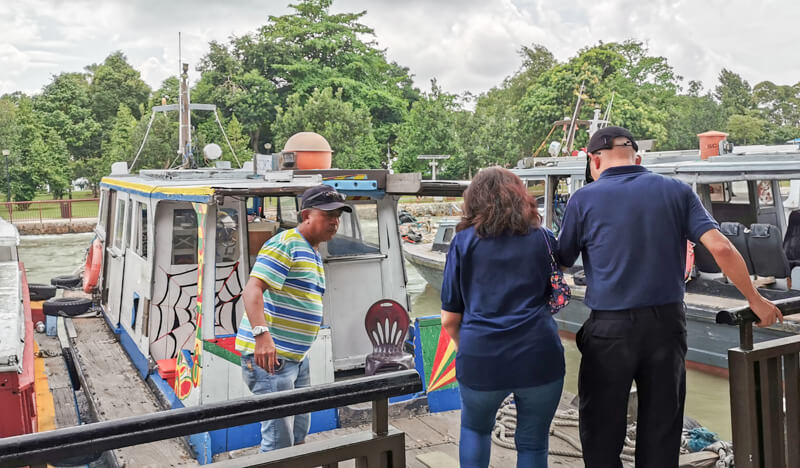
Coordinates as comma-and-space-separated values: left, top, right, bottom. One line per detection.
491, 396, 636, 462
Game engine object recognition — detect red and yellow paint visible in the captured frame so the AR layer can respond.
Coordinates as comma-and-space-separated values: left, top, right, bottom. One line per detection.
175, 204, 208, 400
426, 326, 457, 392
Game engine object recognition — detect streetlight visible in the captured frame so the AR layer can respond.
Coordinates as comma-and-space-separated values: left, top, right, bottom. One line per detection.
1, 150, 9, 202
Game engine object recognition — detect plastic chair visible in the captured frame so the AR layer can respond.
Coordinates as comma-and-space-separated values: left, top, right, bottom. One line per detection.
364, 299, 414, 376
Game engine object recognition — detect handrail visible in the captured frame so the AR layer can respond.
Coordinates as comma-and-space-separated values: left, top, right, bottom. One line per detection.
715, 296, 800, 350
0, 369, 422, 467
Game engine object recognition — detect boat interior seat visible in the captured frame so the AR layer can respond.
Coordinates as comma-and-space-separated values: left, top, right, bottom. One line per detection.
783, 210, 800, 269
693, 242, 721, 274
719, 222, 755, 275
747, 223, 791, 280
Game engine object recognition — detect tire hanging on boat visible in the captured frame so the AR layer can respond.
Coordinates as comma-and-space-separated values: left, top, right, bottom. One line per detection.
28, 283, 57, 301
83, 237, 103, 293
42, 297, 92, 317
50, 274, 82, 289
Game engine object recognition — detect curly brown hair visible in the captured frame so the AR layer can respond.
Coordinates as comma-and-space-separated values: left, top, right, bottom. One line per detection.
457, 167, 541, 238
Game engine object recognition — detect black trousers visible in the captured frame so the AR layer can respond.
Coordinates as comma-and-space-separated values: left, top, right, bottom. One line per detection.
576, 303, 687, 468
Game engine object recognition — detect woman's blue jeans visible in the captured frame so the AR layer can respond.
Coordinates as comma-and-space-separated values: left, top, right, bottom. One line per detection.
459, 377, 564, 468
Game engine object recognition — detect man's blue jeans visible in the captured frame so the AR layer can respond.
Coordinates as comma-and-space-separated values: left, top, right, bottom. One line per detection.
241, 354, 311, 452
459, 377, 564, 468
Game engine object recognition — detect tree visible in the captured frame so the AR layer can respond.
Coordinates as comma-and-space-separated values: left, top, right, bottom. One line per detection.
7, 97, 48, 202
714, 69, 754, 117
88, 51, 151, 126
272, 87, 380, 169
89, 104, 138, 193
195, 0, 418, 157
393, 82, 461, 175
727, 114, 766, 145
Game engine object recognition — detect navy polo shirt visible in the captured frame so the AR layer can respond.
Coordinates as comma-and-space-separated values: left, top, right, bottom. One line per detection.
558, 165, 718, 311
441, 226, 565, 391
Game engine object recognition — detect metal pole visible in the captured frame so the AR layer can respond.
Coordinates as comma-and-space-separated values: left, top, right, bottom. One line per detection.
3, 150, 10, 202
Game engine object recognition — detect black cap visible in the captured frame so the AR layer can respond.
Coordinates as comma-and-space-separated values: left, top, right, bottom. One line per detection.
585, 126, 639, 183
301, 185, 352, 212
587, 126, 638, 154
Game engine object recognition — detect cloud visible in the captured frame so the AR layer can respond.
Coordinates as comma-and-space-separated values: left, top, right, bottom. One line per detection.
1, 0, 799, 100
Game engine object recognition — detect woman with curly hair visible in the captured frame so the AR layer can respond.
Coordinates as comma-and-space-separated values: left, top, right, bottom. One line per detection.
440, 167, 565, 468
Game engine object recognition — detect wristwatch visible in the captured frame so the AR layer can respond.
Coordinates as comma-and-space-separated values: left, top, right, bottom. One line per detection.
252, 325, 270, 336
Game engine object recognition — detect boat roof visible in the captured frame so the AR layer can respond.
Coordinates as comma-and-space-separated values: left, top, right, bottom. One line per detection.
513, 149, 800, 183
100, 167, 469, 201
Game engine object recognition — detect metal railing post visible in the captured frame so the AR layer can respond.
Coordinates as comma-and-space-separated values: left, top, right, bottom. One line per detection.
372, 398, 389, 437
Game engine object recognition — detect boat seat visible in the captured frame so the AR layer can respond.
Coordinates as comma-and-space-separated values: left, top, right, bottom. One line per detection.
693, 242, 721, 274
364, 299, 415, 376
783, 210, 800, 269
747, 223, 791, 280
719, 222, 754, 275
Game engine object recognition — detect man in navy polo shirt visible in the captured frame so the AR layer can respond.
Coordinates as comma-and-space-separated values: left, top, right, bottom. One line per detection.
558, 126, 782, 467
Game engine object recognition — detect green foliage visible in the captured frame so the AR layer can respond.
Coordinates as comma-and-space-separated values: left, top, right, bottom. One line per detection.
88, 51, 151, 125
393, 82, 461, 175
727, 114, 766, 145
272, 87, 379, 169
714, 69, 754, 117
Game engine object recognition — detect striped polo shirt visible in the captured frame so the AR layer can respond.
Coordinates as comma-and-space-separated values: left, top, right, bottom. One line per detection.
235, 228, 325, 361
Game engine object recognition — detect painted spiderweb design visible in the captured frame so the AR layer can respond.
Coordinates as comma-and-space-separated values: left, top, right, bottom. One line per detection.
149, 262, 244, 361
214, 261, 244, 336
150, 266, 198, 362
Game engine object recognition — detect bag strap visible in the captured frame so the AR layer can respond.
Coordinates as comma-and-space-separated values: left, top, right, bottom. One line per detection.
539, 228, 557, 268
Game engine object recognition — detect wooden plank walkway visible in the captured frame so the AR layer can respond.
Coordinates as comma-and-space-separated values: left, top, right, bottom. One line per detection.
71, 316, 197, 467
219, 393, 592, 467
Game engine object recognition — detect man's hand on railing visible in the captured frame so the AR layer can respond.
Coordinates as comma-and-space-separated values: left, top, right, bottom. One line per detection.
749, 296, 783, 328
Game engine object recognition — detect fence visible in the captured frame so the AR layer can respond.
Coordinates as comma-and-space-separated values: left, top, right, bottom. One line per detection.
1, 198, 99, 223
716, 298, 800, 468
0, 369, 422, 468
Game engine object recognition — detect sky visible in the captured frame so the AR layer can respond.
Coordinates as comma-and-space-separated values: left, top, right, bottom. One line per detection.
1, 0, 799, 98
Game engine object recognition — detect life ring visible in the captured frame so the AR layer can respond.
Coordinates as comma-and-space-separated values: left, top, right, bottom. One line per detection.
83, 238, 103, 293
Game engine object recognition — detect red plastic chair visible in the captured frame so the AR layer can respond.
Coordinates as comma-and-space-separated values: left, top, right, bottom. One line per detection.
364, 299, 415, 376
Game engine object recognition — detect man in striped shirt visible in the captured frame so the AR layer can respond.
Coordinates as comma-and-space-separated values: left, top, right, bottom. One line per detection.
236, 184, 351, 452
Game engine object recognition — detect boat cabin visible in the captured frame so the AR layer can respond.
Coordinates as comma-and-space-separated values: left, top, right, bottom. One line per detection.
512, 149, 800, 288
93, 164, 441, 409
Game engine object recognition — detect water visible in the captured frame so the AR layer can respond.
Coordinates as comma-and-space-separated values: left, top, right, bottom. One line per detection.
15, 232, 732, 440
18, 232, 94, 285
404, 260, 733, 440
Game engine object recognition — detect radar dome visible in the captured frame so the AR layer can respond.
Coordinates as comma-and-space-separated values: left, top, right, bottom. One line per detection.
283, 132, 333, 170
203, 143, 223, 160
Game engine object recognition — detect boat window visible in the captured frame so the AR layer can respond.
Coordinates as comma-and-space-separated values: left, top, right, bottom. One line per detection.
216, 208, 240, 263
126, 200, 135, 250
172, 209, 198, 265
729, 181, 750, 204
709, 183, 730, 203
137, 203, 148, 259
113, 198, 126, 250
98, 190, 109, 234
326, 201, 381, 257
279, 196, 299, 227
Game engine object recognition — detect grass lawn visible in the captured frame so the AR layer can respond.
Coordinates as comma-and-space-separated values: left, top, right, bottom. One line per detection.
1, 191, 99, 221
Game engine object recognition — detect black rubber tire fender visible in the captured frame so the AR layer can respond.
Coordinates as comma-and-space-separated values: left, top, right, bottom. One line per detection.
50, 274, 82, 288
28, 283, 57, 301
43, 297, 92, 317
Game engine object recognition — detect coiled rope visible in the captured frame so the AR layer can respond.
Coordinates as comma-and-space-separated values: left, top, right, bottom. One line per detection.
491, 396, 636, 462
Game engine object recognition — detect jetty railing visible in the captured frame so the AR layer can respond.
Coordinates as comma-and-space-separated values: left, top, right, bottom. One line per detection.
716, 298, 800, 468
0, 369, 422, 468
1, 198, 99, 223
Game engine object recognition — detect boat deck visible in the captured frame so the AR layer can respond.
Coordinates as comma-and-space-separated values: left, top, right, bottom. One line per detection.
217, 393, 611, 468
70, 316, 197, 467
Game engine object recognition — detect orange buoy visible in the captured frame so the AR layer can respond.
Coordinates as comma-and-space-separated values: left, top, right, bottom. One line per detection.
83, 238, 103, 293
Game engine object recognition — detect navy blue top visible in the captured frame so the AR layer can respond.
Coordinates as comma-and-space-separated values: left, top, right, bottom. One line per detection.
558, 165, 718, 311
441, 226, 565, 391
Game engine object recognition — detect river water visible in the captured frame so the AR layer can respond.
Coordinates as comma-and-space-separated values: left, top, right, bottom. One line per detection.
17, 232, 732, 440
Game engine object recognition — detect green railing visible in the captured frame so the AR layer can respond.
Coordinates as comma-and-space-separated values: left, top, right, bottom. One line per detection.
1, 198, 99, 223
